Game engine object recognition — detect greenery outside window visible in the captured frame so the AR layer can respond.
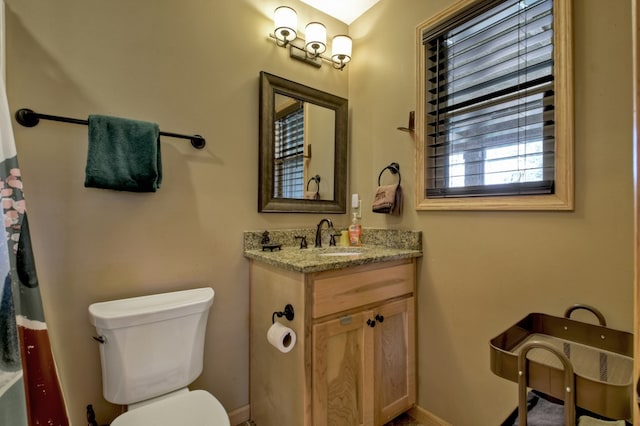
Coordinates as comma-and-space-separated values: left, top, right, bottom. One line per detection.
415, 0, 573, 210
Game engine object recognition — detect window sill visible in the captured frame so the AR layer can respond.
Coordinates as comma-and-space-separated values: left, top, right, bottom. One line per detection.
415, 192, 574, 211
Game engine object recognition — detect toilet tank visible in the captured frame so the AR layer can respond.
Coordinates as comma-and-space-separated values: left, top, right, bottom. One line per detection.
88, 287, 214, 405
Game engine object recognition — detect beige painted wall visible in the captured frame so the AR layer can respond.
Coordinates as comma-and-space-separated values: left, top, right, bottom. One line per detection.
4, 0, 634, 425
349, 0, 634, 424
4, 1, 348, 424
306, 103, 335, 199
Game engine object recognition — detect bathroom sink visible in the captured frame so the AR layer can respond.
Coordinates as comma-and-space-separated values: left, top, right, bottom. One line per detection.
315, 247, 368, 257
243, 229, 423, 273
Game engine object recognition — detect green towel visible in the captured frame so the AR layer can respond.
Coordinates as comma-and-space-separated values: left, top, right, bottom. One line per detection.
85, 115, 162, 192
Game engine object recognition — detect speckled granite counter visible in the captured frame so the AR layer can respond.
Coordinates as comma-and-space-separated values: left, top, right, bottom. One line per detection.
243, 228, 422, 273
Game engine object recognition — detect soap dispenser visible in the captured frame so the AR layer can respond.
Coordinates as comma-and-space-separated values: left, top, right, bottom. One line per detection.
348, 212, 362, 246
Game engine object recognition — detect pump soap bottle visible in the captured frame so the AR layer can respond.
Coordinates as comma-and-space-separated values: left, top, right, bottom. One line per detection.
349, 193, 362, 246
348, 213, 361, 246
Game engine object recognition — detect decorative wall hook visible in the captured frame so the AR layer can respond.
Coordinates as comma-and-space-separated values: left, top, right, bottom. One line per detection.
397, 111, 415, 133
272, 304, 295, 323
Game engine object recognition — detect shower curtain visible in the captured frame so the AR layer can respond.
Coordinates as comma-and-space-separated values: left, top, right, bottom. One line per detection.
0, 80, 69, 424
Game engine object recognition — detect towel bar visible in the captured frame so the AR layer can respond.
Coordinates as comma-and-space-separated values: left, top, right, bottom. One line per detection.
15, 108, 206, 149
377, 162, 401, 186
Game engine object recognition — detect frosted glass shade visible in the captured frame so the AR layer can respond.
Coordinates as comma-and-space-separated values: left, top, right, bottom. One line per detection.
274, 6, 297, 43
305, 22, 327, 55
332, 35, 352, 66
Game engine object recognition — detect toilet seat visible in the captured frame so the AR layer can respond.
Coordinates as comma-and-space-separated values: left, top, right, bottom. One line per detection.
111, 390, 230, 426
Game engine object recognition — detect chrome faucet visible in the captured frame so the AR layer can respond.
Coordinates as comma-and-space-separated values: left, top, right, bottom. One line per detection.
315, 218, 335, 248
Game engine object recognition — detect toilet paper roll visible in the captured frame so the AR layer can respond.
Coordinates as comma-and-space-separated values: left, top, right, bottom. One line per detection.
267, 321, 297, 353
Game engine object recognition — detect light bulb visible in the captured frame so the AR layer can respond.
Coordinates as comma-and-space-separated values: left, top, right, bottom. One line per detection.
305, 22, 327, 56
274, 6, 297, 44
331, 35, 352, 68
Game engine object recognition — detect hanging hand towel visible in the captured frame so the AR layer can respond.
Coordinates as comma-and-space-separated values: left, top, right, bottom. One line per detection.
304, 191, 320, 200
84, 114, 162, 192
372, 184, 403, 215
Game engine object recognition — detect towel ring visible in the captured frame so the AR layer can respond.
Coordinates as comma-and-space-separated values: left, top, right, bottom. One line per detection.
306, 174, 321, 191
377, 162, 401, 186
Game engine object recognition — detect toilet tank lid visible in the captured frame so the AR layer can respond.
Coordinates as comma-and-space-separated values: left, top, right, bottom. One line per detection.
89, 287, 214, 330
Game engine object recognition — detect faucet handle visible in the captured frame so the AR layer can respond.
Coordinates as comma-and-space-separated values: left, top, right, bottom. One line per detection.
294, 235, 308, 249
329, 234, 337, 246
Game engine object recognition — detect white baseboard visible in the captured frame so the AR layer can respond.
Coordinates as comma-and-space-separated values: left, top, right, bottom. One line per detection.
409, 405, 452, 426
228, 404, 250, 426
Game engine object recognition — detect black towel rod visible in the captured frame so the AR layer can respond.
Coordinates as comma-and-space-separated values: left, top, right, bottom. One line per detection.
14, 108, 206, 149
378, 162, 401, 186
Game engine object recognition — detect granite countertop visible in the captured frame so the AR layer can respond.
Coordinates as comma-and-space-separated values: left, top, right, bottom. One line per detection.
243, 228, 422, 273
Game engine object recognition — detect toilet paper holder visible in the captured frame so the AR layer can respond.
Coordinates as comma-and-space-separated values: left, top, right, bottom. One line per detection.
272, 304, 295, 323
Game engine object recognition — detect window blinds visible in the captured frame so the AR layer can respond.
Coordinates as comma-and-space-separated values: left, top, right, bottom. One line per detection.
274, 102, 305, 199
423, 0, 555, 198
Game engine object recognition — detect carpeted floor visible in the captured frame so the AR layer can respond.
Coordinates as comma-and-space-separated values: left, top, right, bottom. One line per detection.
238, 412, 423, 425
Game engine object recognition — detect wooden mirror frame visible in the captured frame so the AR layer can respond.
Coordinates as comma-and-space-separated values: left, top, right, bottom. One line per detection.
258, 71, 348, 213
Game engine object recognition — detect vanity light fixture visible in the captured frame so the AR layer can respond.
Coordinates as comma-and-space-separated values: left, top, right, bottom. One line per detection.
274, 6, 297, 46
331, 35, 352, 70
305, 22, 327, 56
270, 6, 352, 71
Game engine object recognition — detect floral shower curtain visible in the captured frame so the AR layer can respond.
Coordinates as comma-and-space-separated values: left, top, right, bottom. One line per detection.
0, 80, 69, 423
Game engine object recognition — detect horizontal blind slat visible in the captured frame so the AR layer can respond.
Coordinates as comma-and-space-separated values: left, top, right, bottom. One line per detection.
428, 9, 553, 78
428, 74, 553, 118
426, 180, 554, 198
424, 0, 555, 197
428, 95, 554, 137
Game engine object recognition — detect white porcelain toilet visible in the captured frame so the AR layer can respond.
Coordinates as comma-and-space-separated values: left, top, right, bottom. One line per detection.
88, 287, 230, 426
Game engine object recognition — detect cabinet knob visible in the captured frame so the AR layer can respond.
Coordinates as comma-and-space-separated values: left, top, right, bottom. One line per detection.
375, 314, 384, 323
366, 319, 376, 328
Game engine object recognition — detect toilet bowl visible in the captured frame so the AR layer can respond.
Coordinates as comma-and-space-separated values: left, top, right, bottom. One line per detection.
111, 389, 228, 426
89, 287, 230, 426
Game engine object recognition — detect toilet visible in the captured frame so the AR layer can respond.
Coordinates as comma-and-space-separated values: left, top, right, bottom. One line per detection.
88, 287, 230, 426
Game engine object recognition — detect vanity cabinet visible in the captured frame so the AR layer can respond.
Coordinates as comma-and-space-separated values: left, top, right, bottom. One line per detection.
313, 297, 415, 426
249, 257, 416, 426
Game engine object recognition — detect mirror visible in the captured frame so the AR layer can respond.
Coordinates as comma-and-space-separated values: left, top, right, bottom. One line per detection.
259, 71, 348, 213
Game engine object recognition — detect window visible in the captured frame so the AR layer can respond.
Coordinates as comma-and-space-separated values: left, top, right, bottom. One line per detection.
416, 0, 573, 210
274, 101, 305, 199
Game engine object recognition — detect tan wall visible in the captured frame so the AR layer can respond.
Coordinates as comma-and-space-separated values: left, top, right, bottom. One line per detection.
349, 0, 634, 424
4, 1, 348, 424
306, 103, 335, 199
5, 0, 634, 425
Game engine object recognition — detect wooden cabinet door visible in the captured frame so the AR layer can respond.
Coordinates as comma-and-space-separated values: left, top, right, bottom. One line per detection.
312, 311, 375, 426
373, 297, 416, 425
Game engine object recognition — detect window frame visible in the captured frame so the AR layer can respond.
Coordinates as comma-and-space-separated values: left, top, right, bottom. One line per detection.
415, 0, 573, 210
274, 100, 306, 199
